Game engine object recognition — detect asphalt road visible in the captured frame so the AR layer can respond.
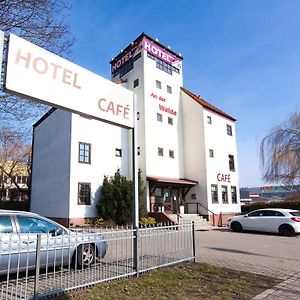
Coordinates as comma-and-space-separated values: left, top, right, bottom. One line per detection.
195, 228, 300, 299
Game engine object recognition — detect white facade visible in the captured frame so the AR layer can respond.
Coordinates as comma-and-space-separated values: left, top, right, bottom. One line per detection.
31, 33, 241, 225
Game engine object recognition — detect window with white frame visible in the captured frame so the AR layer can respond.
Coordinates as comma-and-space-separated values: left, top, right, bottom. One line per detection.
227, 124, 233, 136
115, 148, 122, 157
222, 185, 228, 203
157, 113, 163, 122
209, 149, 214, 158
207, 116, 212, 124
169, 150, 174, 158
229, 155, 235, 171
167, 85, 172, 94
168, 117, 173, 125
78, 183, 91, 205
211, 185, 218, 203
133, 78, 139, 88
79, 142, 91, 164
231, 186, 237, 203
156, 80, 162, 89
158, 147, 164, 156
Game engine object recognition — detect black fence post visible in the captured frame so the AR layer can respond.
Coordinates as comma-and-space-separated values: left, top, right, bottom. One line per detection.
192, 221, 196, 263
134, 227, 140, 277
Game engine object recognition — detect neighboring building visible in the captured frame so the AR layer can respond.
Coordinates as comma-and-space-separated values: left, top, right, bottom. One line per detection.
0, 161, 29, 201
31, 33, 241, 226
240, 185, 300, 204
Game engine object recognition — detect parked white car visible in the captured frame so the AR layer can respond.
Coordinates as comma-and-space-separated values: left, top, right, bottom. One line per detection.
228, 208, 300, 236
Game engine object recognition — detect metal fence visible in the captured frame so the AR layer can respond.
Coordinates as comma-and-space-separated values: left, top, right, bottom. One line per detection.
0, 222, 195, 299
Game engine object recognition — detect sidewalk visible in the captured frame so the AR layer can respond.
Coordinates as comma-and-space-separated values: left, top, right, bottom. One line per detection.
195, 229, 300, 299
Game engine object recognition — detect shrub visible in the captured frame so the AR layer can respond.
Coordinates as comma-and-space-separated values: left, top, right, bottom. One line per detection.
85, 217, 104, 227
139, 217, 156, 227
242, 200, 300, 214
97, 169, 146, 225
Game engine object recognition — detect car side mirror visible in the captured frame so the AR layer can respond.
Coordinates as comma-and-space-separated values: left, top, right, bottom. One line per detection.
51, 227, 63, 236
244, 215, 248, 218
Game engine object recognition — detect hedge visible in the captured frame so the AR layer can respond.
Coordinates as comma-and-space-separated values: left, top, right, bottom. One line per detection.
0, 200, 30, 211
242, 200, 300, 214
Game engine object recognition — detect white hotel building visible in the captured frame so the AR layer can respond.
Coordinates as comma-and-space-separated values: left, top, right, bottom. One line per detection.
31, 33, 241, 226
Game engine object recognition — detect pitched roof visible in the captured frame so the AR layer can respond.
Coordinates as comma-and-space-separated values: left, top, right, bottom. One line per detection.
181, 87, 236, 122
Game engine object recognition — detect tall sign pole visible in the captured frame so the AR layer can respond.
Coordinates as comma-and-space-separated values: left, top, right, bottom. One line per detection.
132, 95, 139, 275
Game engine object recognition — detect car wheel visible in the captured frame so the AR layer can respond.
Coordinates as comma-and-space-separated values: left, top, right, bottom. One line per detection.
76, 243, 95, 268
230, 221, 243, 232
279, 224, 295, 237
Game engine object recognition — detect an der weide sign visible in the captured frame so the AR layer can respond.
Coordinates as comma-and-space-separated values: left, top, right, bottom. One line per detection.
4, 34, 134, 128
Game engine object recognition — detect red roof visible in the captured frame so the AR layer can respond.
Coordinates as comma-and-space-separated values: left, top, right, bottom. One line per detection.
181, 87, 236, 121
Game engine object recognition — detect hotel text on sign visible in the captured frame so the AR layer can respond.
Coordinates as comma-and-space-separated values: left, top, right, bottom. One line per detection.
5, 34, 134, 128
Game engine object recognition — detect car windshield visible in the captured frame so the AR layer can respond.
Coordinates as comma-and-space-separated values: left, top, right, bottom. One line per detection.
289, 211, 300, 217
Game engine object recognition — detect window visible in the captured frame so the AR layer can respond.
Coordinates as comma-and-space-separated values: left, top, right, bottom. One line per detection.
133, 78, 139, 88
79, 142, 91, 164
165, 63, 172, 74
229, 155, 235, 171
158, 147, 164, 156
231, 186, 237, 203
115, 148, 122, 157
157, 113, 163, 122
167, 85, 172, 94
207, 116, 212, 124
156, 59, 164, 70
147, 52, 156, 60
156, 80, 162, 89
172, 66, 180, 74
0, 216, 13, 233
248, 211, 264, 217
209, 149, 214, 158
262, 210, 285, 217
17, 216, 62, 234
211, 185, 218, 203
227, 124, 233, 136
21, 176, 28, 184
169, 150, 174, 158
78, 183, 91, 205
147, 51, 179, 75
168, 117, 173, 125
222, 186, 228, 203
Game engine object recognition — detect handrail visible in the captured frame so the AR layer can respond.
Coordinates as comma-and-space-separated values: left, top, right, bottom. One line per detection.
185, 202, 217, 226
163, 203, 182, 223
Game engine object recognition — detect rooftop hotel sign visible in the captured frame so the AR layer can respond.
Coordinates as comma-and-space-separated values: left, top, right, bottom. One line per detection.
4, 34, 134, 128
111, 36, 182, 74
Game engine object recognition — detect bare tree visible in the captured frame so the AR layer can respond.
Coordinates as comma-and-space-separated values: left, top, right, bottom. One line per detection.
0, 0, 74, 126
260, 111, 300, 184
0, 128, 31, 201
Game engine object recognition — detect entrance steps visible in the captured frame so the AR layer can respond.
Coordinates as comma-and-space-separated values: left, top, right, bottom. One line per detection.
169, 213, 215, 231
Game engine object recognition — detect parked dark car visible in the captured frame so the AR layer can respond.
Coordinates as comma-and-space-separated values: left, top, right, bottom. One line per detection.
0, 210, 107, 274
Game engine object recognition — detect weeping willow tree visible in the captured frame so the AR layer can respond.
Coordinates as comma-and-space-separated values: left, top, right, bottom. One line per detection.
260, 111, 300, 184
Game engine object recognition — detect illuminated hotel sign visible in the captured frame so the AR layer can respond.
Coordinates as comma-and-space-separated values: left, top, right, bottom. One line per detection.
111, 36, 183, 74
5, 34, 134, 128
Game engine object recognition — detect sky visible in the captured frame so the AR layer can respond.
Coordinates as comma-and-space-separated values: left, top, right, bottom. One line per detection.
66, 0, 300, 188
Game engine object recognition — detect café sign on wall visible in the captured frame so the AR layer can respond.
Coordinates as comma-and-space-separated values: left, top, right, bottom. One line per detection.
4, 34, 134, 128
